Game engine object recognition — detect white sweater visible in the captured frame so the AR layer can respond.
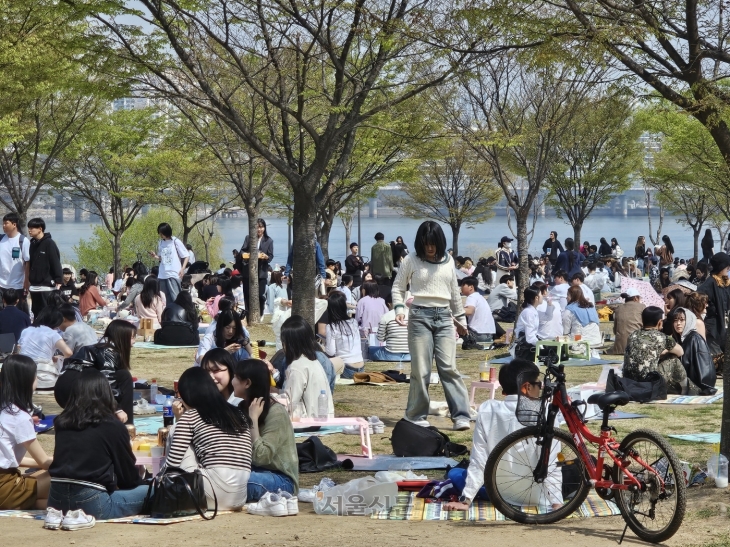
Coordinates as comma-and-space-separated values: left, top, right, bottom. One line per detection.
392, 254, 466, 324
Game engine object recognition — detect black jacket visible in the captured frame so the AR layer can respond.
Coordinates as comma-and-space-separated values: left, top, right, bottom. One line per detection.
681, 330, 717, 394
28, 232, 63, 287
542, 238, 564, 264
239, 235, 274, 279
697, 276, 730, 355
161, 302, 198, 328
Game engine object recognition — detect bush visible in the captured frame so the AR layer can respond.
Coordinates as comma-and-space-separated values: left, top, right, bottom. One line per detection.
72, 208, 223, 273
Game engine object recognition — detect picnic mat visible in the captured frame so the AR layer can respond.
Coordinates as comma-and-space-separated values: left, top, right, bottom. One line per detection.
646, 390, 723, 405
133, 341, 199, 350
294, 426, 344, 438
338, 455, 459, 471
370, 491, 621, 520
0, 509, 226, 525
34, 415, 55, 434
669, 433, 720, 443
490, 356, 621, 367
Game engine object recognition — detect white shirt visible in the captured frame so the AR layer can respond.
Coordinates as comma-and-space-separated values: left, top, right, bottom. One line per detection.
515, 305, 540, 345
462, 396, 561, 506
548, 283, 569, 311
0, 233, 30, 289
336, 286, 355, 307
577, 283, 595, 304
536, 300, 563, 339
195, 324, 250, 364
0, 406, 35, 468
157, 237, 189, 280
465, 292, 496, 335
324, 319, 363, 365
283, 356, 334, 418
18, 325, 61, 362
188, 250, 196, 265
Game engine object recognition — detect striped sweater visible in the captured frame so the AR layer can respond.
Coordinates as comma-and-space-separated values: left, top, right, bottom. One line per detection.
166, 408, 252, 470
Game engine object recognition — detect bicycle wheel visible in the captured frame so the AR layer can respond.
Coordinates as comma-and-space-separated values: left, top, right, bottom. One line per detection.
484, 426, 591, 524
613, 429, 686, 543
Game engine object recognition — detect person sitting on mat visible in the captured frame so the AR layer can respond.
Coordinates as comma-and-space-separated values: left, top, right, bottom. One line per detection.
443, 359, 561, 511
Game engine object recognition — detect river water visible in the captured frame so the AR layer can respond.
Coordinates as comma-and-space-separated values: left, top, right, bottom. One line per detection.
43, 212, 718, 267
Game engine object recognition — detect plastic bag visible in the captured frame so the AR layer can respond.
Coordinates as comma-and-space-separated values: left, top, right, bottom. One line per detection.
313, 476, 397, 516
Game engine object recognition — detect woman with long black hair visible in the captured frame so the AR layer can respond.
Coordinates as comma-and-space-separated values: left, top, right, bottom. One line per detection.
554, 238, 584, 278
18, 308, 73, 389
232, 359, 298, 503
168, 367, 252, 510
195, 309, 252, 364
48, 369, 146, 522
280, 315, 333, 419
324, 291, 363, 379
78, 271, 108, 317
657, 235, 675, 276
0, 355, 52, 510
473, 257, 494, 294
133, 275, 166, 328
392, 221, 471, 431
55, 319, 137, 424
598, 237, 612, 257
238, 218, 274, 318
701, 229, 715, 263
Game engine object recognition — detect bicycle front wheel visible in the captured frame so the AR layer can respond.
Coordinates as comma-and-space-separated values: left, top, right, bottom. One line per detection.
484, 426, 591, 524
613, 429, 686, 543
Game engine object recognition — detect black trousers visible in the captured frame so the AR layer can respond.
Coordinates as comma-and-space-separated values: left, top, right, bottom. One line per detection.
30, 291, 52, 318
242, 277, 267, 319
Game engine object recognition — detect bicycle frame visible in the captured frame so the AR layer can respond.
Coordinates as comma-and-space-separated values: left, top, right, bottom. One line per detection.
533, 364, 666, 495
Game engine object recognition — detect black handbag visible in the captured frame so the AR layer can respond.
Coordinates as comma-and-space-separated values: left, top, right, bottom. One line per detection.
144, 466, 218, 519
391, 419, 468, 458
606, 369, 667, 403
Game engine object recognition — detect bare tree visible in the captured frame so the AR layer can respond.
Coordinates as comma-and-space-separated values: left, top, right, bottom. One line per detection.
643, 184, 665, 247
450, 55, 603, 292
388, 140, 501, 256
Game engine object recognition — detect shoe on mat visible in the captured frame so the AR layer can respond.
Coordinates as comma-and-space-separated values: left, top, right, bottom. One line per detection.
60, 509, 95, 531
342, 425, 361, 435
453, 418, 471, 431
278, 490, 299, 515
44, 508, 64, 530
245, 492, 288, 517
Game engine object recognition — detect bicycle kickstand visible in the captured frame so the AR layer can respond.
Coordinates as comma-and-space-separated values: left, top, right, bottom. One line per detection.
617, 522, 629, 545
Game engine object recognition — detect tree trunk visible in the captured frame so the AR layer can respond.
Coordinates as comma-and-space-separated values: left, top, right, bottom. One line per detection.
451, 224, 460, 257
693, 226, 701, 264
17, 209, 27, 236
342, 215, 352, 259
181, 225, 191, 245
573, 222, 583, 248
246, 208, 261, 323
319, 220, 333, 261
515, 211, 529, 310
113, 231, 122, 281
290, 198, 317, 326
722, 334, 730, 458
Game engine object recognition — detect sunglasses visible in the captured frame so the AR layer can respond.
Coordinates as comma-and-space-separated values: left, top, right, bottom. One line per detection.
526, 380, 543, 389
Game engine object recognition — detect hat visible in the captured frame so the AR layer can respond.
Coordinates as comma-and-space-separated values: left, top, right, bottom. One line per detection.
620, 288, 640, 300
710, 252, 730, 273
500, 236, 513, 243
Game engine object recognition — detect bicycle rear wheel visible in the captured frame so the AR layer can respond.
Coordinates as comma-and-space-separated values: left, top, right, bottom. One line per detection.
613, 429, 686, 543
484, 426, 591, 524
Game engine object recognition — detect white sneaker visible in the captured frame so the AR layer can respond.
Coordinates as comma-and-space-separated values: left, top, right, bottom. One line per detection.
342, 425, 361, 435
453, 418, 471, 431
277, 490, 299, 515
245, 492, 288, 517
60, 509, 95, 531
44, 508, 64, 530
368, 416, 385, 434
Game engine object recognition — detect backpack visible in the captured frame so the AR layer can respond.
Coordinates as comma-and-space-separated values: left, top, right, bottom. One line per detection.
391, 419, 468, 458
606, 368, 667, 403
296, 436, 353, 473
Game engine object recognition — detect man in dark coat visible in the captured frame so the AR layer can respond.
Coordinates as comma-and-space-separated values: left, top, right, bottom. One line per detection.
697, 252, 730, 356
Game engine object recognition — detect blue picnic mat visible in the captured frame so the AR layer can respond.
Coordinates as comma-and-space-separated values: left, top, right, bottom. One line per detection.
34, 415, 55, 434
133, 341, 198, 350
587, 411, 646, 422
669, 433, 720, 443
134, 415, 163, 434
337, 455, 459, 471
491, 356, 621, 367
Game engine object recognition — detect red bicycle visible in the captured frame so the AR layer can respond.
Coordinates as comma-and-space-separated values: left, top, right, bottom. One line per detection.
484, 362, 686, 544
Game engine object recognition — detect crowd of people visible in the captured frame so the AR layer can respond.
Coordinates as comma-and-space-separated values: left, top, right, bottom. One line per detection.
0, 210, 724, 524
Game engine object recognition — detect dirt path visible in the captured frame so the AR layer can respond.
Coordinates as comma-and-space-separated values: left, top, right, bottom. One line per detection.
3, 487, 728, 547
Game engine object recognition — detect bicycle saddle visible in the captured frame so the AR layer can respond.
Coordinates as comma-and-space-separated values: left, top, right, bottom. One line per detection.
587, 390, 630, 410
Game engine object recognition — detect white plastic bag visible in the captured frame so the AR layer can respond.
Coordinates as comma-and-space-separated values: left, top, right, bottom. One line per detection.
313, 476, 397, 516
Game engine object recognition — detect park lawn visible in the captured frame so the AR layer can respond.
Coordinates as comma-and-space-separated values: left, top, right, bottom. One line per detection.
33, 322, 723, 504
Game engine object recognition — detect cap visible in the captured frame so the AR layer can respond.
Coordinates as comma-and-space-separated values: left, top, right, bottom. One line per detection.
500, 236, 514, 243
620, 288, 641, 299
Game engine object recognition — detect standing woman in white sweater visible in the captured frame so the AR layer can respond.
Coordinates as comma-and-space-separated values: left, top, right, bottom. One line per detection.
392, 222, 471, 431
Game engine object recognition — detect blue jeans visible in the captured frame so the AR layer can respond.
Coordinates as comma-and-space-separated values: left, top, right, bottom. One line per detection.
233, 347, 250, 361
407, 306, 470, 422
247, 467, 295, 502
368, 346, 411, 362
48, 482, 149, 520
340, 364, 365, 379
159, 277, 182, 304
